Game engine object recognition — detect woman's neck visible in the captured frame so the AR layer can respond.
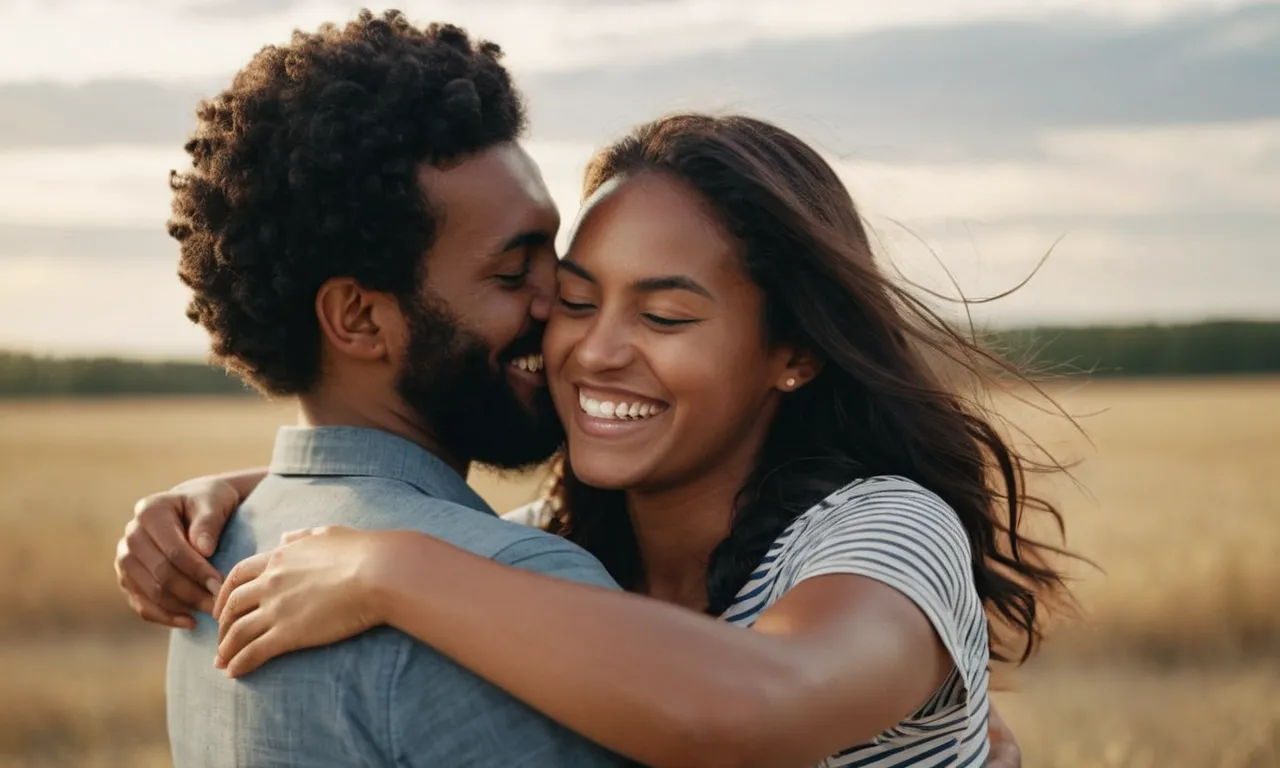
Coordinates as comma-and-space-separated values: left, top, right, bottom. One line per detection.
625, 458, 754, 613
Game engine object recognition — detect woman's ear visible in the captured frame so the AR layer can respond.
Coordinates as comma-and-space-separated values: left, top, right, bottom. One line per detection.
776, 346, 823, 393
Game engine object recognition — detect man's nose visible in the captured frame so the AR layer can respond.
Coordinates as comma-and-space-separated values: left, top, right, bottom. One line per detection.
528, 255, 557, 322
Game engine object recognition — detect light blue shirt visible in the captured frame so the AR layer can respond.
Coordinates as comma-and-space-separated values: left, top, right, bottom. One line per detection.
167, 426, 624, 767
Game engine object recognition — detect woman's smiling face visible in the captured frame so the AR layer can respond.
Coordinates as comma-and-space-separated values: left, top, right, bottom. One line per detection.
543, 171, 800, 493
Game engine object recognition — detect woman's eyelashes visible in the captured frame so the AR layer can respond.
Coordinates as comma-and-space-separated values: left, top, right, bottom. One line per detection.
641, 313, 697, 328
556, 297, 700, 328
557, 298, 594, 312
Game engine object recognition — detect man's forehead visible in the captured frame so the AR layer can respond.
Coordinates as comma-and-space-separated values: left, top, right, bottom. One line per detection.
420, 143, 558, 224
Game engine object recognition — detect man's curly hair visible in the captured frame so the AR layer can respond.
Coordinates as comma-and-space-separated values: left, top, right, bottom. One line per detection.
169, 9, 526, 395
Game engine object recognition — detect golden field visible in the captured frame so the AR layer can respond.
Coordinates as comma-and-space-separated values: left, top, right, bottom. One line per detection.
1, 378, 1278, 767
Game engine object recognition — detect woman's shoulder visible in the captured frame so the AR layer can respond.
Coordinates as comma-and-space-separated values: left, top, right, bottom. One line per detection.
800, 475, 965, 537
821, 474, 950, 508
782, 475, 990, 706
772, 474, 975, 585
501, 498, 555, 529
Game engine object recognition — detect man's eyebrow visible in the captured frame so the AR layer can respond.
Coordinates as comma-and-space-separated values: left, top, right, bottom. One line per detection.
492, 231, 550, 256
557, 260, 715, 301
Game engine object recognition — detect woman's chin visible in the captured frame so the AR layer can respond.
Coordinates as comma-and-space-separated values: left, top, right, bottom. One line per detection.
568, 456, 645, 491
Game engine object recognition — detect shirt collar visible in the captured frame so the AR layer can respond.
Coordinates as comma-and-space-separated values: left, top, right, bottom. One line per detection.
268, 426, 494, 514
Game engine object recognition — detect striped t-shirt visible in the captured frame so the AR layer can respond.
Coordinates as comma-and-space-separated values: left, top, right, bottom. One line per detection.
505, 475, 990, 767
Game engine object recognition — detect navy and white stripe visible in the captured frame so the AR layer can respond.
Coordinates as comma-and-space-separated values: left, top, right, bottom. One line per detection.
719, 476, 990, 767
505, 475, 990, 766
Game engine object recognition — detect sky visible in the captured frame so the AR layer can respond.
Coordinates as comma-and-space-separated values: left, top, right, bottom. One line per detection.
1, 0, 1277, 357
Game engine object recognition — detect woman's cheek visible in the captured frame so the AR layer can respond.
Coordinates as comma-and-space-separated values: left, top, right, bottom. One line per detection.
542, 318, 574, 382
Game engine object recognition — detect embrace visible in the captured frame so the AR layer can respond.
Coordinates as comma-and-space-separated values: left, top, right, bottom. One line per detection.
114, 9, 1068, 767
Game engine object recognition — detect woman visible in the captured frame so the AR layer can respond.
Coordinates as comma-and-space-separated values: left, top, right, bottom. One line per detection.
125, 114, 1067, 766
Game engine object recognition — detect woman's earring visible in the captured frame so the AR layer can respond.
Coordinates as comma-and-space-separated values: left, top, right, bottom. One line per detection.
784, 377, 797, 389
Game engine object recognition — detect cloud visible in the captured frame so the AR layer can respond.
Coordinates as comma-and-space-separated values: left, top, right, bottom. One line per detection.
1, 1, 1274, 354
0, 81, 206, 148
4, 0, 1269, 82
178, 0, 308, 18
0, 225, 202, 357
839, 119, 1280, 223
1, 3, 1277, 155
0, 224, 174, 263
0, 248, 206, 357
0, 145, 188, 228
0, 116, 1275, 356
7, 121, 1276, 231
520, 3, 1280, 157
863, 217, 1280, 327
3, 211, 1274, 358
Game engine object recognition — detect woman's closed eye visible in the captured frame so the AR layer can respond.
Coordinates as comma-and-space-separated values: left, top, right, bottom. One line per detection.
558, 297, 595, 312
642, 313, 698, 328
558, 299, 698, 328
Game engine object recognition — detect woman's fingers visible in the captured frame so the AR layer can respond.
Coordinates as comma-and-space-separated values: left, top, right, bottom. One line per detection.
216, 582, 266, 647
280, 527, 321, 545
217, 607, 271, 670
213, 553, 269, 623
224, 628, 285, 679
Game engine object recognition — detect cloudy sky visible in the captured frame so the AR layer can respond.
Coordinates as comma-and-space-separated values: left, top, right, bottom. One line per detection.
1, 0, 1277, 357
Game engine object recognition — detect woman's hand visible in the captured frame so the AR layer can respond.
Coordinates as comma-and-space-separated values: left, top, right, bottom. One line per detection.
988, 702, 1022, 767
113, 475, 243, 628
212, 526, 393, 677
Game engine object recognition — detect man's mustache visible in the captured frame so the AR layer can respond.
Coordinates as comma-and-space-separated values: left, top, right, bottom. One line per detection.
499, 325, 545, 362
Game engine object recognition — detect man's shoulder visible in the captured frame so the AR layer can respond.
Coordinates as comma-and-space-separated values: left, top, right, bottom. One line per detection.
239, 474, 510, 557
237, 476, 616, 587
489, 525, 619, 590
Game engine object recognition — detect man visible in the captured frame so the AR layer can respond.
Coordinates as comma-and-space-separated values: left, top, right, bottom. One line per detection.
117, 10, 620, 766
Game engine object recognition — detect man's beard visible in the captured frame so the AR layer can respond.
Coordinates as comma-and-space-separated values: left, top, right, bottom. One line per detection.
395, 294, 564, 470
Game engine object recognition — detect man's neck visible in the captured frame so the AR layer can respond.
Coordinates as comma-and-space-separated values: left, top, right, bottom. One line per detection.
296, 392, 470, 477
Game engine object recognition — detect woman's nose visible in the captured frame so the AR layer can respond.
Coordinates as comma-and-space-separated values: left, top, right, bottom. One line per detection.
573, 315, 634, 372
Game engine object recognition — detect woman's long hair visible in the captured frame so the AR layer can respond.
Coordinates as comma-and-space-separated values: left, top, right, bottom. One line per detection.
546, 114, 1073, 663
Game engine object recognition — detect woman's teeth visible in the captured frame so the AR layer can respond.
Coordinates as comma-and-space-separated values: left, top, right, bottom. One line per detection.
578, 391, 667, 421
511, 353, 544, 373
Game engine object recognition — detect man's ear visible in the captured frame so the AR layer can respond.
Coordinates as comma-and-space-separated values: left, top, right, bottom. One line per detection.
314, 278, 401, 362
775, 345, 824, 393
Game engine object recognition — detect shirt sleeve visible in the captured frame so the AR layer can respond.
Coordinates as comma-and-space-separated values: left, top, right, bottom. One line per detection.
384, 629, 621, 767
384, 529, 623, 766
785, 479, 989, 707
492, 532, 622, 591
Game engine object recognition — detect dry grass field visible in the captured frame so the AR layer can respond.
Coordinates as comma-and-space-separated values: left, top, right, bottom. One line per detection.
2, 378, 1278, 767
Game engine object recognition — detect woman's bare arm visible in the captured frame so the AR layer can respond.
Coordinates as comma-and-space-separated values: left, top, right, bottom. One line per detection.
215, 528, 954, 768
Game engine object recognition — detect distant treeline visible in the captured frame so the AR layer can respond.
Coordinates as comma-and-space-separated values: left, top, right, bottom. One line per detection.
2, 320, 1277, 397
988, 320, 1280, 378
0, 352, 251, 397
